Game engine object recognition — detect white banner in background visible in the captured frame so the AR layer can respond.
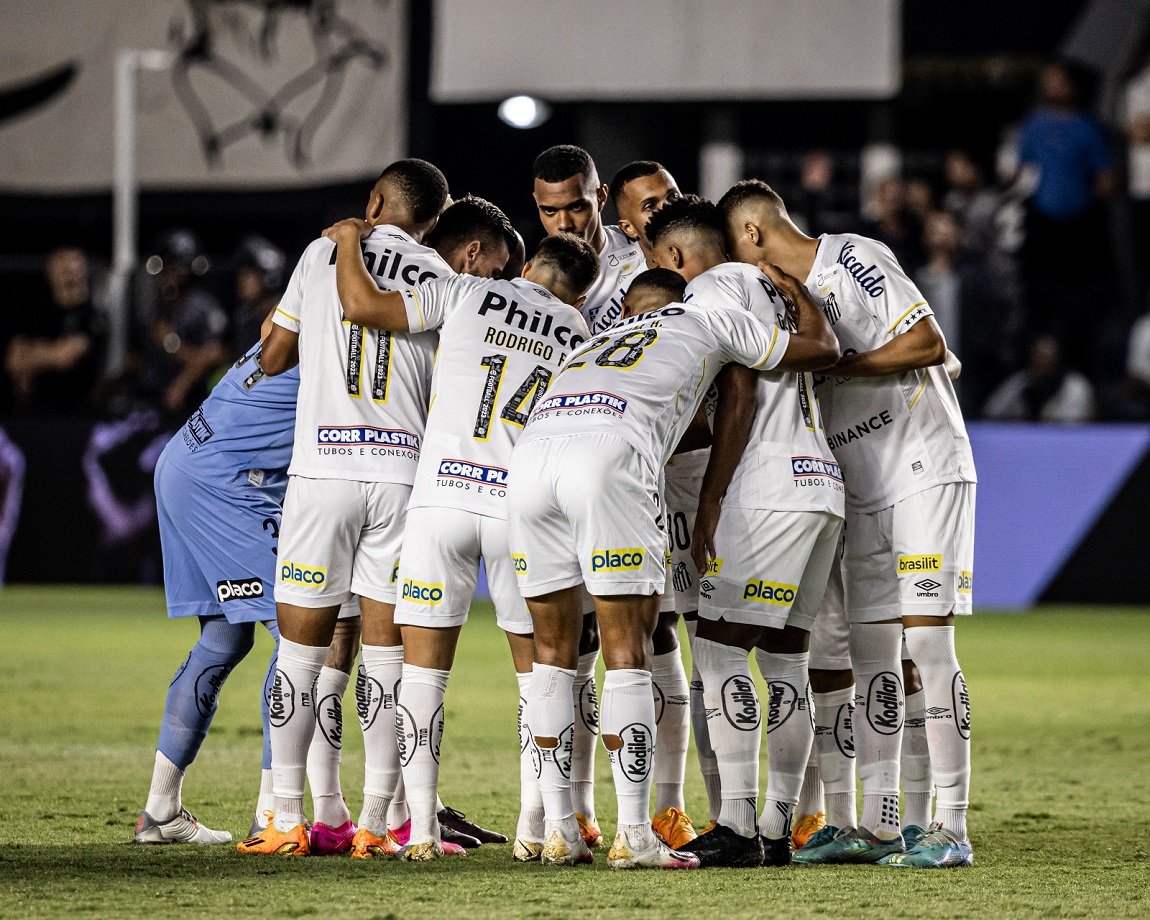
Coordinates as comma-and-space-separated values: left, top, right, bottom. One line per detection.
0, 0, 406, 191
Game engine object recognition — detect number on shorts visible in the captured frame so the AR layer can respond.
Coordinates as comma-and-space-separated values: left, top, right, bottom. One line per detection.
474, 355, 553, 439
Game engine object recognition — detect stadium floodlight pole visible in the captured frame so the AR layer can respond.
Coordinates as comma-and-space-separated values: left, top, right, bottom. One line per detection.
107, 49, 173, 376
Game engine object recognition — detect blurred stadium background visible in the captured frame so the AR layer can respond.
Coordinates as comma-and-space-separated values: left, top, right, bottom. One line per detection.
0, 0, 1147, 606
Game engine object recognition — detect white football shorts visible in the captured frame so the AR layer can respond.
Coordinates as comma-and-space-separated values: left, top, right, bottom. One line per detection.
275, 476, 410, 607
508, 433, 666, 597
394, 505, 531, 635
698, 508, 842, 631
844, 481, 976, 622
662, 448, 709, 614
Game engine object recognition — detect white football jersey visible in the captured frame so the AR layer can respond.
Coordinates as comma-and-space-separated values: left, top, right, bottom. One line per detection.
685, 263, 844, 516
579, 224, 645, 335
805, 233, 976, 512
274, 225, 450, 483
519, 302, 784, 473
400, 275, 589, 518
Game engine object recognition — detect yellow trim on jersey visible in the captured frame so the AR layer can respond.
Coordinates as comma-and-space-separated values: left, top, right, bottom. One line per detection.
276, 306, 301, 323
752, 326, 781, 368
407, 288, 427, 331
887, 301, 928, 333
908, 376, 928, 409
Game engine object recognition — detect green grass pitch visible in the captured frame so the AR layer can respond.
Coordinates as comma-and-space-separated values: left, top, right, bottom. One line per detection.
1, 586, 1148, 918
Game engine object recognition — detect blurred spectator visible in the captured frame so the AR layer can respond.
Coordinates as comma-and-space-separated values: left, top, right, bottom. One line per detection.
983, 334, 1095, 423
1112, 307, 1150, 419
915, 212, 964, 352
133, 229, 228, 418
3, 246, 108, 415
1015, 59, 1113, 365
230, 235, 285, 356
943, 150, 1002, 261
1122, 50, 1150, 295
861, 176, 926, 272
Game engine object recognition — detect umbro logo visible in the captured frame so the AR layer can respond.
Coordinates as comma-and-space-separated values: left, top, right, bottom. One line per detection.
926, 706, 949, 716
914, 578, 941, 592
700, 579, 717, 595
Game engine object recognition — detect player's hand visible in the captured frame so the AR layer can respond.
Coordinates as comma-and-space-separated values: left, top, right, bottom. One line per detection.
691, 496, 721, 575
322, 218, 371, 242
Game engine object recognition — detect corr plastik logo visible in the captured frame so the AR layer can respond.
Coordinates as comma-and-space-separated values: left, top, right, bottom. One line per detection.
591, 547, 644, 572
897, 553, 942, 574
957, 570, 973, 593
742, 580, 798, 606
402, 579, 444, 604
511, 553, 528, 575
280, 562, 327, 586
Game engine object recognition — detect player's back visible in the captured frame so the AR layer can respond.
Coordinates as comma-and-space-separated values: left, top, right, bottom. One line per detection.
805, 232, 975, 511
160, 341, 299, 487
686, 262, 843, 515
520, 301, 781, 472
408, 275, 588, 517
280, 225, 452, 484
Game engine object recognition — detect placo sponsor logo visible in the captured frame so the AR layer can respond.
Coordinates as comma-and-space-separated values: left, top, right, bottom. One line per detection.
401, 579, 444, 604
898, 554, 942, 574
437, 458, 508, 486
591, 547, 644, 572
534, 391, 628, 416
791, 456, 843, 482
742, 580, 798, 606
957, 570, 974, 594
280, 562, 327, 586
216, 578, 264, 603
316, 426, 421, 448
511, 553, 528, 575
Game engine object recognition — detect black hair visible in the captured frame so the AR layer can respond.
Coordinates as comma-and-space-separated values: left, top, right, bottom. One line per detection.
717, 179, 786, 221
608, 160, 665, 208
424, 194, 515, 256
378, 158, 450, 224
626, 267, 687, 304
533, 145, 598, 184
531, 232, 599, 296
644, 194, 723, 247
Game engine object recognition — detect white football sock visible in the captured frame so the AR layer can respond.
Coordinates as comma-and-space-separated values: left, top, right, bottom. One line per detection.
812, 685, 857, 829
796, 758, 824, 818
529, 663, 577, 823
145, 750, 184, 821
901, 687, 933, 829
387, 772, 409, 829
308, 665, 351, 827
849, 623, 904, 841
570, 651, 599, 822
516, 672, 545, 842
904, 625, 970, 840
755, 649, 813, 840
270, 638, 327, 831
600, 668, 657, 828
694, 637, 759, 837
685, 619, 721, 821
651, 649, 689, 813
356, 644, 404, 835
397, 664, 450, 845
254, 769, 274, 828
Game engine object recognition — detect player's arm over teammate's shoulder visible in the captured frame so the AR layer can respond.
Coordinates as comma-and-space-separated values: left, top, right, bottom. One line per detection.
325, 220, 411, 331
828, 237, 947, 377
756, 262, 840, 372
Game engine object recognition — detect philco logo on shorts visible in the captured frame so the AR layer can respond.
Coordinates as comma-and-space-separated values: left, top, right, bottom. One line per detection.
591, 547, 644, 572
216, 578, 263, 603
957, 570, 973, 594
705, 558, 723, 575
511, 553, 528, 575
742, 580, 798, 605
401, 579, 444, 604
897, 554, 942, 574
280, 562, 327, 586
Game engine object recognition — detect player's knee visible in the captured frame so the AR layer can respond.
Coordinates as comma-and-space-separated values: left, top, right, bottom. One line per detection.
651, 611, 680, 655
197, 617, 255, 665
578, 612, 600, 655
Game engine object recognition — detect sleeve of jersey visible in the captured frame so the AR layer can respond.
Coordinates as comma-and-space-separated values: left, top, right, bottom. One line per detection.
719, 309, 790, 371
868, 241, 934, 337
272, 244, 316, 334
400, 276, 455, 332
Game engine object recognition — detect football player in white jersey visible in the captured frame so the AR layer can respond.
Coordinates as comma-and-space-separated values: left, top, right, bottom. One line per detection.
609, 160, 710, 845
720, 179, 976, 869
531, 144, 649, 847
645, 196, 842, 867
509, 267, 785, 870
237, 159, 457, 858
322, 223, 597, 862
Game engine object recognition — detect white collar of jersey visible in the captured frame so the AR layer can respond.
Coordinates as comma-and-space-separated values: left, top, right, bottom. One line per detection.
365, 223, 418, 245
509, 275, 560, 302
